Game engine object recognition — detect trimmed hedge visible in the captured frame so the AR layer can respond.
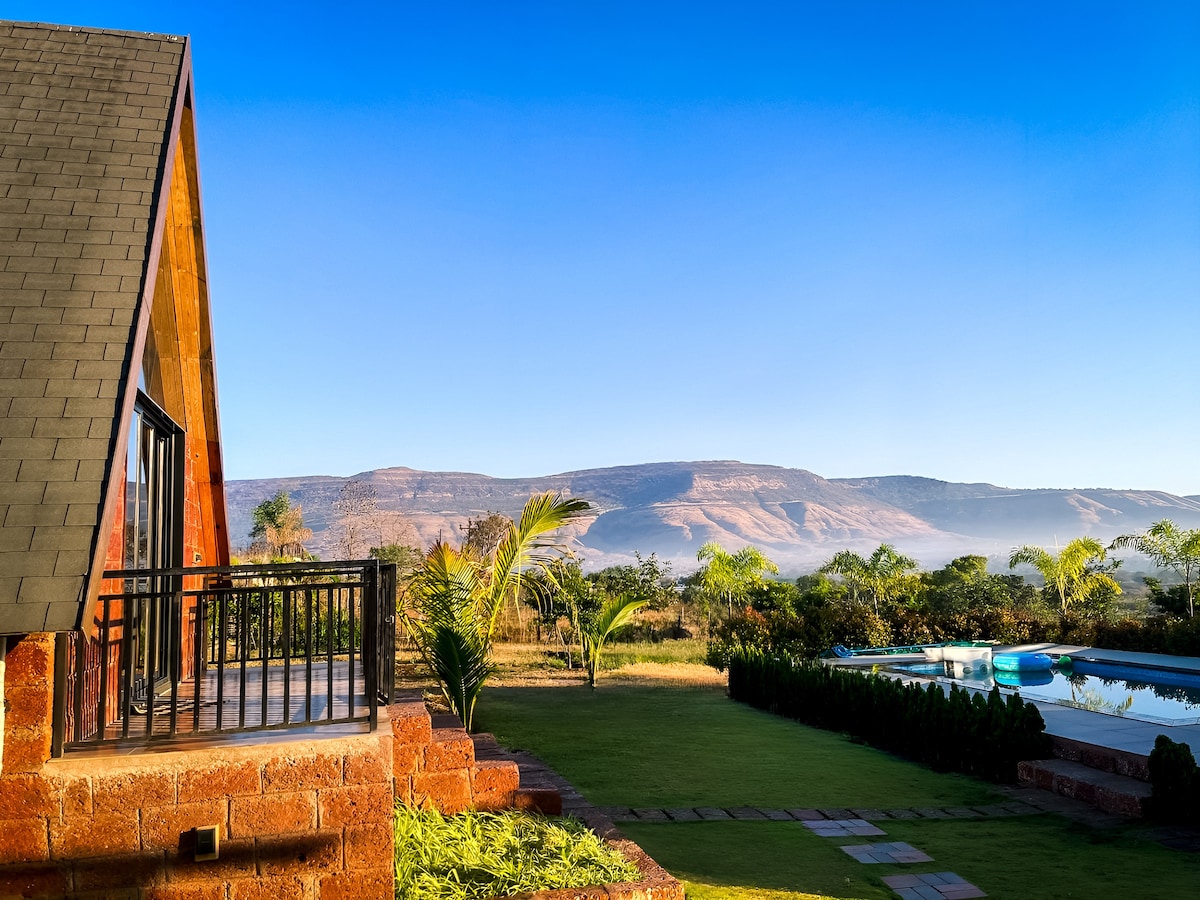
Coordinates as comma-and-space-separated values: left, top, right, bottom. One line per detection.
727, 650, 1052, 782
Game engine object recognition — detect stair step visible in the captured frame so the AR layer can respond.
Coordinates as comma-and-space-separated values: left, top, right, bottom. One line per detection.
1018, 758, 1151, 818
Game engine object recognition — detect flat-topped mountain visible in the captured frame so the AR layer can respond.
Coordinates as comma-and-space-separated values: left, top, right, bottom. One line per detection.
224, 462, 1200, 571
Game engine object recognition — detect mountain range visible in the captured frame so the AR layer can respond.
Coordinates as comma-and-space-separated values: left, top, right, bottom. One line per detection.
223, 461, 1200, 573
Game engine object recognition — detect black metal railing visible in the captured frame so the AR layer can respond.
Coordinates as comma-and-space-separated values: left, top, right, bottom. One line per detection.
52, 560, 396, 755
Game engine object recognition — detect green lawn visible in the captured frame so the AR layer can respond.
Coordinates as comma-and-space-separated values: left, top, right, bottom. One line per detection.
475, 680, 1200, 900
475, 683, 995, 809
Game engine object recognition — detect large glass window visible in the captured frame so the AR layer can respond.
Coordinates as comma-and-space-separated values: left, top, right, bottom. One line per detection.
124, 391, 183, 698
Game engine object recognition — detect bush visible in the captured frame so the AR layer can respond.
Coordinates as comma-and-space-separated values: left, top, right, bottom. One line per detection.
394, 806, 639, 899
1147, 734, 1200, 823
727, 650, 1053, 782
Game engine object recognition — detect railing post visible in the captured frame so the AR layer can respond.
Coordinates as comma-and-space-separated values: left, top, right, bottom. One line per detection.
50, 632, 70, 758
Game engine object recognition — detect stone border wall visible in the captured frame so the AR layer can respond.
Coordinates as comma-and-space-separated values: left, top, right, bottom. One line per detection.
0, 728, 395, 900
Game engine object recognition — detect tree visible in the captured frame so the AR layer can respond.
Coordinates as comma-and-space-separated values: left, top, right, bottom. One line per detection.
1008, 537, 1121, 616
581, 595, 647, 688
1111, 519, 1200, 618
250, 491, 312, 559
407, 492, 589, 728
461, 511, 514, 558
331, 480, 419, 559
590, 552, 677, 611
695, 542, 779, 618
820, 544, 918, 614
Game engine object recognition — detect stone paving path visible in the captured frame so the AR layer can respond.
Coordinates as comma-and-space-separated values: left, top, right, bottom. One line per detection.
883, 873, 987, 899
597, 801, 1044, 823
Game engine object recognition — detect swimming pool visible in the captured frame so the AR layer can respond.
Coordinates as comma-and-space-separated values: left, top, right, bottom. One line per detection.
887, 658, 1200, 727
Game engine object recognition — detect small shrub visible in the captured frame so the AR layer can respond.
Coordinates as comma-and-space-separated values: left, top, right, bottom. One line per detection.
1147, 734, 1200, 823
394, 805, 640, 899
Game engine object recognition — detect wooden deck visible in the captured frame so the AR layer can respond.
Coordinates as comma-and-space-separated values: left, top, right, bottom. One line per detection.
96, 657, 370, 742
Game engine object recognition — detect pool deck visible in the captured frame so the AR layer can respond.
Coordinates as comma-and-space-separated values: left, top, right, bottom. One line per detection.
833, 643, 1200, 758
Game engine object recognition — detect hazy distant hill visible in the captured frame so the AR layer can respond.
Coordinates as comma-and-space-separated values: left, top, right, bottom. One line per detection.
224, 461, 1200, 572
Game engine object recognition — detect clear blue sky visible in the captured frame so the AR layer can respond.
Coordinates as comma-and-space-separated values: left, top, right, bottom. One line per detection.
15, 3, 1200, 493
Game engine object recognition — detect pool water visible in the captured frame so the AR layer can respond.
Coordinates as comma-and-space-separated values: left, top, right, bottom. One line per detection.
888, 660, 1200, 727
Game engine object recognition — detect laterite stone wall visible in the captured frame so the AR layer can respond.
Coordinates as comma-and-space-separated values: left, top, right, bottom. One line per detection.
0, 639, 395, 900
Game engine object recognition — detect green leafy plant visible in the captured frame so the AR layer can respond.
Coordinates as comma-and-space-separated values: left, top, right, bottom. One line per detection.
582, 594, 648, 687
407, 492, 589, 728
394, 806, 639, 899
1009, 537, 1121, 616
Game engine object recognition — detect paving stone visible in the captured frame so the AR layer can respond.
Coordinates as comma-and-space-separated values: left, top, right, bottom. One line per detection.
818, 807, 854, 819
971, 804, 1015, 817
598, 806, 635, 820
913, 807, 952, 819
786, 808, 826, 820
884, 872, 985, 899
840, 842, 932, 865
884, 808, 921, 819
727, 806, 767, 819
664, 807, 702, 822
851, 807, 887, 819
695, 806, 732, 820
762, 808, 794, 821
633, 808, 670, 822
945, 806, 982, 818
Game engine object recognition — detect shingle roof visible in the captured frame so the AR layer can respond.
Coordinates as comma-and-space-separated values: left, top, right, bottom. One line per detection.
0, 21, 187, 633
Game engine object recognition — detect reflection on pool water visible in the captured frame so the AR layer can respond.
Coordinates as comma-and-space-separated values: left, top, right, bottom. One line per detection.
887, 659, 1200, 727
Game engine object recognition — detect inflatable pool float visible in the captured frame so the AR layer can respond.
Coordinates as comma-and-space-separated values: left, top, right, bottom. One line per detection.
994, 669, 1055, 688
992, 652, 1054, 672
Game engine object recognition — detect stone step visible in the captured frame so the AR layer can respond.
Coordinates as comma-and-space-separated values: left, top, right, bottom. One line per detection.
1050, 735, 1150, 782
1018, 758, 1151, 818
470, 733, 564, 815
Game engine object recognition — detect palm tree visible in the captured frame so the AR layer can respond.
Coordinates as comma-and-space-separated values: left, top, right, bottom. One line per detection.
696, 542, 779, 617
820, 544, 917, 614
1111, 519, 1200, 619
1008, 537, 1121, 616
581, 595, 647, 688
408, 491, 589, 729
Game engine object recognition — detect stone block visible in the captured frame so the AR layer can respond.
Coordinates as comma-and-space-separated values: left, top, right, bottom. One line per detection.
318, 867, 394, 900
142, 885, 226, 900
72, 850, 166, 890
392, 741, 422, 777
49, 811, 139, 858
471, 760, 519, 795
4, 633, 54, 686
317, 784, 392, 829
0, 864, 70, 899
0, 815, 51, 863
1, 725, 52, 774
388, 702, 431, 746
255, 831, 342, 876
141, 800, 227, 851
0, 773, 56, 819
59, 775, 92, 819
342, 746, 389, 786
165, 836, 256, 885
412, 770, 473, 815
230, 874, 309, 900
425, 729, 474, 772
511, 787, 562, 816
228, 792, 316, 839
178, 760, 261, 803
93, 768, 176, 812
343, 824, 392, 870
262, 753, 341, 793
